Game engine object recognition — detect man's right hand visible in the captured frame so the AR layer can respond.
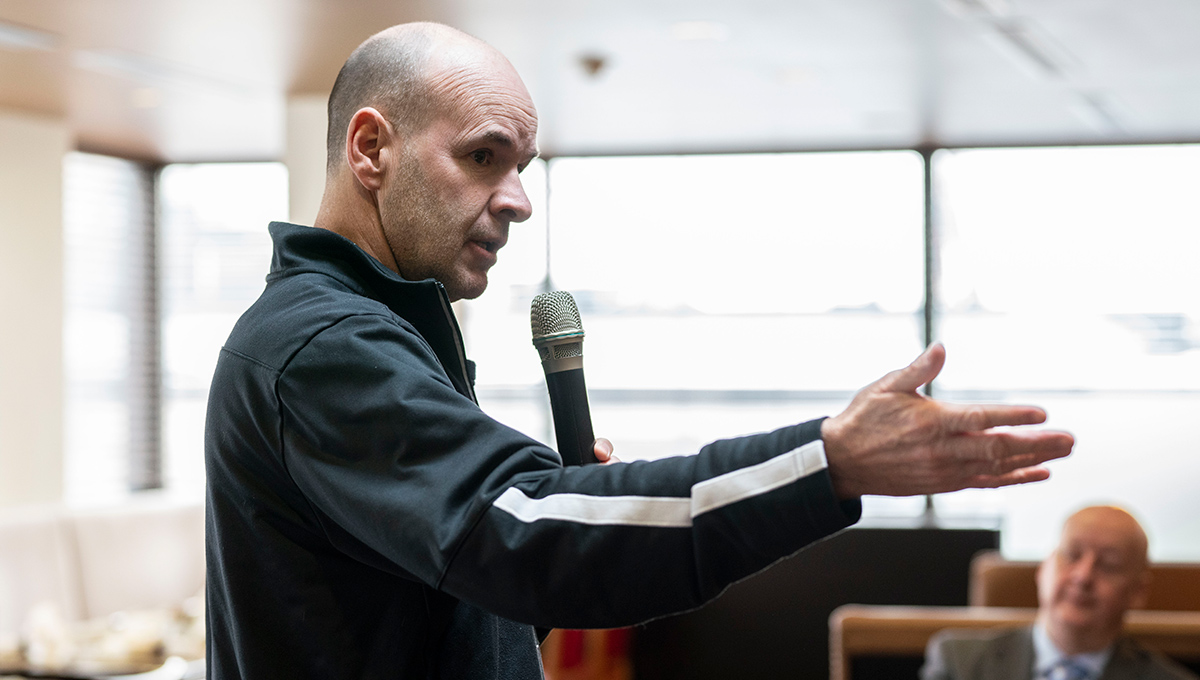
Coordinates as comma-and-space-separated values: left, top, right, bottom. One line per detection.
820, 343, 1075, 500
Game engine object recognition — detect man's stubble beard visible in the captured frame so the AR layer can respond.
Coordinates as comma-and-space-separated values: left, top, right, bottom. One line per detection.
385, 149, 485, 300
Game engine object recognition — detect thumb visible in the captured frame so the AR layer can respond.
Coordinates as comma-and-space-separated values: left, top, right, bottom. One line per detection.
877, 343, 945, 394
592, 437, 615, 463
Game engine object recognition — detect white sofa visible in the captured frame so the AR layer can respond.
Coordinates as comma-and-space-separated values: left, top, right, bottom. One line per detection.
0, 495, 205, 649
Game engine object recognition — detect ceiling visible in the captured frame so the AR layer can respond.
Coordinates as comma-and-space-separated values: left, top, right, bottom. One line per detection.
2, 0, 1200, 163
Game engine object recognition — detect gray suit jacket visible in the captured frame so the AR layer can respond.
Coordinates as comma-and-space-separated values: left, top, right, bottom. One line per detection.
920, 626, 1198, 680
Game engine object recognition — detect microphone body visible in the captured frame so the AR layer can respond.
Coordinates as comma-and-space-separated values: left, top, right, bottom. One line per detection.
530, 292, 598, 466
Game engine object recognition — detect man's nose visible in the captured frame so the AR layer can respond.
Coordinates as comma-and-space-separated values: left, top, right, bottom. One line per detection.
1069, 553, 1098, 583
492, 169, 533, 223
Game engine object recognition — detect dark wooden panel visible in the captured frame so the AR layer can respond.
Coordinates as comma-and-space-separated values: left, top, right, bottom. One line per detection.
631, 522, 1000, 680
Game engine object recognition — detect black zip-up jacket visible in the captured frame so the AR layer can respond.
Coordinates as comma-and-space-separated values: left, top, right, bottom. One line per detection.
205, 222, 862, 679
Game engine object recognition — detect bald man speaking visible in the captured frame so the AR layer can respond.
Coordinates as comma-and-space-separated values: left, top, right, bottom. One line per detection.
204, 22, 1073, 680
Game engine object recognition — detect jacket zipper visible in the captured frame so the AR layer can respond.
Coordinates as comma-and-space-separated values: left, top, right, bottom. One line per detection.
434, 283, 478, 405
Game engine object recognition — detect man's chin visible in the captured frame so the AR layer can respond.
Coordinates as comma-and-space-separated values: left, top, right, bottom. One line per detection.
1054, 606, 1106, 634
444, 275, 489, 302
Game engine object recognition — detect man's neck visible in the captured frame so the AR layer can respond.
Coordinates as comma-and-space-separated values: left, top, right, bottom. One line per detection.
313, 179, 399, 275
1038, 615, 1118, 656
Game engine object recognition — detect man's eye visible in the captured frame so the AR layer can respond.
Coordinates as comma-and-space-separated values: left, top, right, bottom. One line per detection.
472, 149, 492, 165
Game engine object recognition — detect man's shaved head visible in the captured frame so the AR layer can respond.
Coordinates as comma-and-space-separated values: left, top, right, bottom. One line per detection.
325, 22, 485, 172
315, 21, 538, 300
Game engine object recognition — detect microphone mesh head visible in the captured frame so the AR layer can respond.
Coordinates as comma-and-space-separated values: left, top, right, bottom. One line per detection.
530, 291, 583, 340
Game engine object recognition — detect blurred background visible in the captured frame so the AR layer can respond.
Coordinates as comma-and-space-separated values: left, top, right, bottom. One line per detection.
2, 0, 1199, 565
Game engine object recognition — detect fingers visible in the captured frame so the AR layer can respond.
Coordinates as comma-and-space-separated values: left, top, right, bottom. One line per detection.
877, 343, 946, 394
916, 432, 1069, 494
826, 426, 1073, 498
964, 465, 1052, 490
592, 437, 616, 464
941, 403, 1048, 432
940, 429, 1074, 476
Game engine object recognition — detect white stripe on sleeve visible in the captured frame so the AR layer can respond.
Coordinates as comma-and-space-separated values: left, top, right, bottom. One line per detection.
493, 491, 692, 527
493, 439, 828, 527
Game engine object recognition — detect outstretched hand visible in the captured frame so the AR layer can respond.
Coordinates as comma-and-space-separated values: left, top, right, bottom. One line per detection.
820, 343, 1074, 499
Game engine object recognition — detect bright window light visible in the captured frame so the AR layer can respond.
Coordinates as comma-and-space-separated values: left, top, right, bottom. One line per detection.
932, 144, 1200, 561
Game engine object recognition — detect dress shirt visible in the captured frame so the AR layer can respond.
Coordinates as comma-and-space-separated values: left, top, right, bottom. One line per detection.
1033, 624, 1113, 680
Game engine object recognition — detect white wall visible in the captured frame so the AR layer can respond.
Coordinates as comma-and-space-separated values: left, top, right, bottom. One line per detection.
0, 109, 70, 507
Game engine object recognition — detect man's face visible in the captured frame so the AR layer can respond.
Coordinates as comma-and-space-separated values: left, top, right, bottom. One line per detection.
1036, 508, 1149, 651
378, 55, 538, 301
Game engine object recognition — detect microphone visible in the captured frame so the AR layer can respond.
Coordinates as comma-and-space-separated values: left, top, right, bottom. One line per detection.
530, 291, 598, 466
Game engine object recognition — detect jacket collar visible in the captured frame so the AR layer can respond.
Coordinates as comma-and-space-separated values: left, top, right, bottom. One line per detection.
267, 221, 432, 294
266, 221, 477, 400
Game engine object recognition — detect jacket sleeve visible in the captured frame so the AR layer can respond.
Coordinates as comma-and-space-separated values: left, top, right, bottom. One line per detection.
277, 312, 860, 630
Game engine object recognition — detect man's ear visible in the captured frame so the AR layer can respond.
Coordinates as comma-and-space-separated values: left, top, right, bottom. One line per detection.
345, 107, 393, 192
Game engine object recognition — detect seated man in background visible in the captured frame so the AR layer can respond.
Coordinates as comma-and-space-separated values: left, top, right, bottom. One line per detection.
922, 505, 1197, 680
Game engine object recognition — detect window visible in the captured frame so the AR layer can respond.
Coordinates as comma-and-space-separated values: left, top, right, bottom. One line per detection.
62, 157, 285, 504
159, 163, 286, 498
62, 152, 157, 505
61, 145, 1200, 562
931, 145, 1200, 560
479, 152, 928, 518
462, 146, 1200, 561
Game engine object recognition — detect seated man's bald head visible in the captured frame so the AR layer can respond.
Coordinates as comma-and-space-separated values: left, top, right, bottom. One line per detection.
1037, 504, 1153, 655
325, 22, 488, 172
